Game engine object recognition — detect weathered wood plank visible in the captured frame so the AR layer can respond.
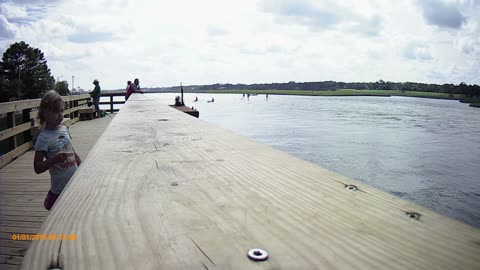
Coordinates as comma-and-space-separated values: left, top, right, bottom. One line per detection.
0, 95, 89, 114
0, 205, 48, 212
61, 117, 80, 127
0, 232, 15, 240
0, 142, 33, 169
0, 201, 47, 208
0, 245, 29, 257
0, 264, 21, 270
0, 123, 31, 142
60, 94, 90, 102
0, 254, 23, 266
0, 183, 50, 193
0, 100, 41, 114
0, 215, 45, 223
20, 94, 480, 270
0, 220, 44, 228
0, 227, 42, 234
0, 239, 31, 249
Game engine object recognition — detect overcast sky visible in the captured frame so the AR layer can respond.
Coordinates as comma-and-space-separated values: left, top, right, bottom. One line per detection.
0, 0, 479, 90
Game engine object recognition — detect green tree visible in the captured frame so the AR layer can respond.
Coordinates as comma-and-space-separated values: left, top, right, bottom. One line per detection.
54, 81, 70, 96
0, 41, 55, 102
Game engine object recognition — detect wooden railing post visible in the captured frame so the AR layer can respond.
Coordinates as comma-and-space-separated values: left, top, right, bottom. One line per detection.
74, 100, 79, 118
110, 95, 114, 113
22, 108, 32, 143
69, 100, 74, 119
6, 112, 16, 150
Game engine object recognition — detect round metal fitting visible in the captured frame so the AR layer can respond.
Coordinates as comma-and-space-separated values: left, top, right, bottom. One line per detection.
345, 184, 357, 191
406, 212, 421, 220
247, 248, 268, 261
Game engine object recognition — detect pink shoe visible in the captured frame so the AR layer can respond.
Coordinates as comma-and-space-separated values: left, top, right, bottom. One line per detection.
44, 190, 59, 210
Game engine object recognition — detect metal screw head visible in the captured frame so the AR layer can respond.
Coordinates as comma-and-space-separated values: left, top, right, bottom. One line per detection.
247, 248, 268, 261
345, 184, 357, 191
406, 212, 421, 220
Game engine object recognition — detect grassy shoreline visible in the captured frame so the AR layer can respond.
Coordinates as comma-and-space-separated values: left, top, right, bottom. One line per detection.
172, 89, 479, 107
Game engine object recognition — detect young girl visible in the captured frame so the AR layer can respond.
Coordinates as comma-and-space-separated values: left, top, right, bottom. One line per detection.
34, 90, 81, 210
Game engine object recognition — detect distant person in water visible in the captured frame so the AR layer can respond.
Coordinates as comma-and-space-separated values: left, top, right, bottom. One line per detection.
125, 78, 144, 101
194, 96, 198, 102
266, 94, 269, 100
211, 97, 214, 102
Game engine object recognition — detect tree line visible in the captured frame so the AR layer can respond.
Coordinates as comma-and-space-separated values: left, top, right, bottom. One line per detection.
178, 80, 480, 97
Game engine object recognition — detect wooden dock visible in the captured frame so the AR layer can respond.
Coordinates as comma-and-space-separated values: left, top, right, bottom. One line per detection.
0, 115, 113, 270
16, 93, 480, 269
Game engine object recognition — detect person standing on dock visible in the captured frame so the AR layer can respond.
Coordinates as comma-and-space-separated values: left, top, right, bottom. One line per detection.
126, 81, 131, 92
33, 91, 82, 210
90, 79, 101, 118
125, 78, 144, 100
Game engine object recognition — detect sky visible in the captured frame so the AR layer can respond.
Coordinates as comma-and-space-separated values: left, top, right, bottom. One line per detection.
0, 0, 479, 90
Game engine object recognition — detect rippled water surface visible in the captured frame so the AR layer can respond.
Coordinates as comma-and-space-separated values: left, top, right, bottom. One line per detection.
146, 93, 480, 227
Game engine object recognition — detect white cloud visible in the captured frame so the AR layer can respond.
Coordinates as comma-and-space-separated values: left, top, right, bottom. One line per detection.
0, 3, 28, 19
207, 25, 229, 37
404, 42, 433, 61
0, 0, 478, 89
0, 15, 16, 39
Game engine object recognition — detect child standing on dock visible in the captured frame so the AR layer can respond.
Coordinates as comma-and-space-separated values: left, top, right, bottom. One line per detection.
33, 91, 82, 210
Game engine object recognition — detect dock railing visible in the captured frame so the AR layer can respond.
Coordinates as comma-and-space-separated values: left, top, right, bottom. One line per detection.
0, 94, 90, 168
100, 90, 125, 113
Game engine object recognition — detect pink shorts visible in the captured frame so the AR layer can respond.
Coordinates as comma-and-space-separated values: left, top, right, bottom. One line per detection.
44, 190, 59, 210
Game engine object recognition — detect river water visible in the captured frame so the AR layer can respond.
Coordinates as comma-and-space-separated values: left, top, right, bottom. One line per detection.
109, 93, 480, 227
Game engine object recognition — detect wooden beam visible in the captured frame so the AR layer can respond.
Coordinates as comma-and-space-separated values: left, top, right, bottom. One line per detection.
98, 101, 125, 105
0, 142, 33, 169
64, 105, 88, 115
0, 122, 32, 142
0, 95, 88, 115
62, 117, 80, 127
101, 91, 126, 97
21, 94, 480, 270
61, 94, 90, 102
0, 100, 41, 114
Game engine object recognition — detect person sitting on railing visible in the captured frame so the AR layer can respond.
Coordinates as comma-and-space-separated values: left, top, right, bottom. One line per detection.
125, 78, 144, 100
33, 90, 82, 210
89, 79, 101, 118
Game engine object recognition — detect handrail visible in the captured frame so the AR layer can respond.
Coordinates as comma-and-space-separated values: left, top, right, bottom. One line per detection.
100, 91, 126, 113
0, 94, 90, 168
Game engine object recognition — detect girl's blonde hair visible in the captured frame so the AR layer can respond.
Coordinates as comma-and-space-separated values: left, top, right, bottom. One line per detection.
38, 90, 64, 125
